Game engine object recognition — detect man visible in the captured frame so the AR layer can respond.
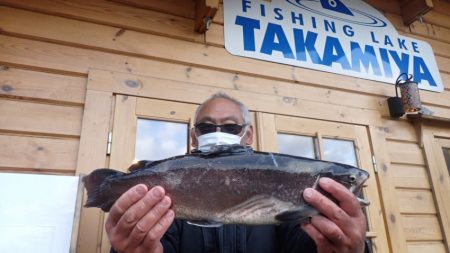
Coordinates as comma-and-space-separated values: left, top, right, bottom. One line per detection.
107, 93, 368, 253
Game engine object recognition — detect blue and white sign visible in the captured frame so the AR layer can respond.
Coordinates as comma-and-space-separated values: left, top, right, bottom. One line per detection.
224, 0, 443, 92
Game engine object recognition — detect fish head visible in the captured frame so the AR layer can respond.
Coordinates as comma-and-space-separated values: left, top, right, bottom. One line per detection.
320, 165, 369, 195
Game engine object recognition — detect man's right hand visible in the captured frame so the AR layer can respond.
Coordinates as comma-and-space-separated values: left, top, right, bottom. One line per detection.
105, 184, 175, 253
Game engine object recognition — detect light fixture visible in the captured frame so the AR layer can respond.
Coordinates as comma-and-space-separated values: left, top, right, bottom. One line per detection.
387, 73, 422, 118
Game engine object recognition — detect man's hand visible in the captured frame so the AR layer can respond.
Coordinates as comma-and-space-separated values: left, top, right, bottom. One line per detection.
105, 184, 175, 253
301, 177, 366, 253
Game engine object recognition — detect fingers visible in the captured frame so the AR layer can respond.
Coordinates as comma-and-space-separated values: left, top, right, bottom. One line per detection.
106, 185, 174, 252
301, 223, 333, 252
302, 216, 366, 253
302, 215, 347, 246
107, 184, 148, 230
302, 177, 367, 253
310, 215, 346, 244
114, 186, 166, 236
141, 209, 175, 249
304, 188, 351, 229
302, 213, 366, 252
127, 195, 172, 248
318, 177, 361, 217
304, 177, 364, 222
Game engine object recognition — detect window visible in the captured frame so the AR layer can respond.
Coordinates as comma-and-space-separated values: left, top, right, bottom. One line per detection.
135, 119, 188, 161
443, 147, 450, 176
277, 133, 357, 167
277, 134, 316, 159
322, 138, 357, 167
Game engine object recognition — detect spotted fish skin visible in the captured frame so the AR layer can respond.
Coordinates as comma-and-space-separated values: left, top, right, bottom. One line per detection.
83, 145, 369, 225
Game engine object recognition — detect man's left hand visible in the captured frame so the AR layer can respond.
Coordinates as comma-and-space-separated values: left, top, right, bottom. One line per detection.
301, 177, 366, 253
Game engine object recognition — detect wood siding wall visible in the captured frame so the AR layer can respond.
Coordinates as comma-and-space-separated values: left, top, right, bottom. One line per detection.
0, 1, 449, 253
384, 121, 446, 252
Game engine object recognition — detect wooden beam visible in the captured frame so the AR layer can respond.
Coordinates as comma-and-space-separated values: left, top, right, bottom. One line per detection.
195, 0, 219, 33
401, 0, 434, 25
408, 113, 450, 125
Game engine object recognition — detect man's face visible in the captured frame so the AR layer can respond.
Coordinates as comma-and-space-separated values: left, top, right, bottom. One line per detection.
191, 98, 253, 148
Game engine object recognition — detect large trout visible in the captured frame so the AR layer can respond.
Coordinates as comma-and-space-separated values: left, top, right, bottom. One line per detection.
83, 145, 369, 226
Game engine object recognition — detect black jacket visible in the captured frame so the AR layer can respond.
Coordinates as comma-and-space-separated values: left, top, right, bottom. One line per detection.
110, 219, 316, 253
111, 219, 372, 253
161, 219, 317, 253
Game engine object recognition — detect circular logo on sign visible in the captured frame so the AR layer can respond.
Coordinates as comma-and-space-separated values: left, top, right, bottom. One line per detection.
286, 0, 387, 27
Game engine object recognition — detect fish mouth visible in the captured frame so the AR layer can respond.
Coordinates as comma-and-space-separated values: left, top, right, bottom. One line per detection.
350, 184, 370, 207
349, 183, 364, 194
349, 176, 370, 207
357, 197, 370, 207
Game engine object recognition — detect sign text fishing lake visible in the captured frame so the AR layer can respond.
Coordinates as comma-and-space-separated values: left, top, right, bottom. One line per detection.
224, 0, 443, 92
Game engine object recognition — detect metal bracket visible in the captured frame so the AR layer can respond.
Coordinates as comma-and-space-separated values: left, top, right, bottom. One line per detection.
195, 0, 219, 33
372, 155, 378, 174
106, 131, 112, 156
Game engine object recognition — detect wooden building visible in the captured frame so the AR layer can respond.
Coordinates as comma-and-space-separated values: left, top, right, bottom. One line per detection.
0, 0, 449, 252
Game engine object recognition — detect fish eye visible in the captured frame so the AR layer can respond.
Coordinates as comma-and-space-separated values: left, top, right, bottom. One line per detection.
349, 175, 357, 183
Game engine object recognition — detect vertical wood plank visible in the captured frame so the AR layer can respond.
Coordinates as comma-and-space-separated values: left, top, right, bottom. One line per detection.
99, 95, 137, 253
70, 176, 85, 253
255, 112, 278, 152
76, 89, 113, 253
109, 95, 138, 171
354, 126, 390, 253
250, 112, 258, 151
369, 126, 409, 253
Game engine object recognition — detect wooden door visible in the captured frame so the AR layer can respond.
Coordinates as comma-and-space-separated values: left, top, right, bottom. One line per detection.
101, 95, 197, 252
103, 96, 389, 253
422, 132, 450, 253
436, 138, 450, 247
257, 113, 390, 253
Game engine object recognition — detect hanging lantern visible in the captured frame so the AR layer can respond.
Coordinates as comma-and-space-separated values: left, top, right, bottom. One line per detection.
388, 73, 422, 118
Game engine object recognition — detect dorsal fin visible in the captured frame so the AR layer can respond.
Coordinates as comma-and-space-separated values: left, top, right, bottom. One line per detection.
193, 145, 254, 157
127, 160, 165, 172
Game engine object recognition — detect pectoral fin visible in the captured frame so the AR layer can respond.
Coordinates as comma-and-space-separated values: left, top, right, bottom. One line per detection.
187, 220, 223, 228
275, 205, 319, 223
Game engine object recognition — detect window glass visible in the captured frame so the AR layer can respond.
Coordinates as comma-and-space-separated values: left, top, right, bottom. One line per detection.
443, 147, 450, 175
277, 133, 316, 159
135, 119, 188, 161
277, 134, 358, 167
322, 138, 358, 167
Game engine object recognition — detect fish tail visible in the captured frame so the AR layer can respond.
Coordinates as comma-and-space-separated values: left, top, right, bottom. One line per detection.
82, 168, 125, 212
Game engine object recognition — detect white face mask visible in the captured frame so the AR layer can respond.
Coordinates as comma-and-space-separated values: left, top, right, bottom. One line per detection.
197, 128, 246, 152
